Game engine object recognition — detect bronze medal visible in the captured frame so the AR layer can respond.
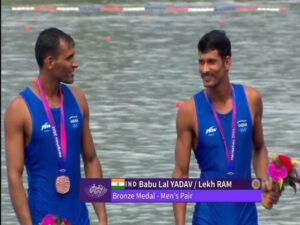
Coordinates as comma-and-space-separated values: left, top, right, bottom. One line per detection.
55, 175, 70, 194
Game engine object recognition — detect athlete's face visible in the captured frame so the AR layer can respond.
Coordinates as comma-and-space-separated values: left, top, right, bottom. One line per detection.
52, 39, 78, 84
198, 49, 231, 88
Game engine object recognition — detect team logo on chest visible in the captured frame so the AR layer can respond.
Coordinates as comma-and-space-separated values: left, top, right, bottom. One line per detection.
69, 115, 79, 128
205, 126, 217, 136
40, 122, 51, 133
237, 120, 248, 133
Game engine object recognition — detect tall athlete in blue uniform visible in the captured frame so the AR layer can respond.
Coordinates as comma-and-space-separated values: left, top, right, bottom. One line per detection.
5, 28, 107, 225
172, 30, 281, 225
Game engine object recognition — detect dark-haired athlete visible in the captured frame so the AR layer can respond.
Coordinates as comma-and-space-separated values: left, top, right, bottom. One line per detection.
172, 30, 280, 225
5, 27, 107, 225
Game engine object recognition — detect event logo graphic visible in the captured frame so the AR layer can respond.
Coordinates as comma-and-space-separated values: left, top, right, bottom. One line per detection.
251, 179, 261, 190
85, 184, 108, 198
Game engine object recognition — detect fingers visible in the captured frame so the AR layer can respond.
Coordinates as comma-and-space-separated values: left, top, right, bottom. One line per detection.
262, 179, 272, 192
268, 188, 281, 204
262, 180, 282, 205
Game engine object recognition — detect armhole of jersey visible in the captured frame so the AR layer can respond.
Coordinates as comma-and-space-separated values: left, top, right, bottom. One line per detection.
193, 92, 202, 153
239, 84, 253, 127
19, 90, 35, 150
61, 84, 83, 122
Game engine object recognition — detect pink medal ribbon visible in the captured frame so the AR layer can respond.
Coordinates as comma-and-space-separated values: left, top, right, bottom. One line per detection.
34, 77, 70, 194
206, 84, 236, 177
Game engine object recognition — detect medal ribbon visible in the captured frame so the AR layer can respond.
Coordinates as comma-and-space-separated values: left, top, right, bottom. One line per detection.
206, 84, 236, 177
34, 77, 67, 174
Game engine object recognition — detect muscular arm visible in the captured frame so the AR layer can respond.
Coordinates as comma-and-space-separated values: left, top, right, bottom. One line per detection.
71, 87, 107, 224
249, 88, 269, 179
246, 86, 279, 205
172, 100, 194, 225
4, 97, 32, 225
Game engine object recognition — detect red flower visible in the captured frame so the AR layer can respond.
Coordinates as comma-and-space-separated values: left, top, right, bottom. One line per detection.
278, 154, 293, 173
61, 219, 70, 225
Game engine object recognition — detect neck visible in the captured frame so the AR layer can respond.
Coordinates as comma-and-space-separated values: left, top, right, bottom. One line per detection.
206, 82, 232, 104
38, 73, 61, 98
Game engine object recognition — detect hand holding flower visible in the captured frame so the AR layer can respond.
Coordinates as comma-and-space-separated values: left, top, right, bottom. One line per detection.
262, 154, 300, 209
262, 179, 281, 209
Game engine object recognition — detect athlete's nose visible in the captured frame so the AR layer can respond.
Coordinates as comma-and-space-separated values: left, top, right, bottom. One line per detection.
199, 61, 210, 76
202, 62, 210, 74
73, 57, 78, 69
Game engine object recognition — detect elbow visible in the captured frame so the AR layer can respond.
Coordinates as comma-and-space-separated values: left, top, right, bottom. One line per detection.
7, 171, 23, 191
83, 152, 99, 164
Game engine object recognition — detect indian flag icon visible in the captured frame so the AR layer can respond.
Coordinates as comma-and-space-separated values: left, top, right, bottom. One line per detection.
111, 178, 125, 190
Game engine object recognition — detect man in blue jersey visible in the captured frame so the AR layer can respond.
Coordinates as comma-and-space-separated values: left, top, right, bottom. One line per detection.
172, 30, 280, 225
4, 28, 107, 225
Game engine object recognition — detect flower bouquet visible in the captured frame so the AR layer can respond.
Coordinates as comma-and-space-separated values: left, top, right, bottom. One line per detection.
262, 154, 300, 209
40, 214, 70, 225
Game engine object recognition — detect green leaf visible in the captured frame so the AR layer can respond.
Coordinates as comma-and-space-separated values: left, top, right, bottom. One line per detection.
55, 215, 60, 224
289, 170, 296, 178
275, 159, 282, 165
291, 183, 297, 193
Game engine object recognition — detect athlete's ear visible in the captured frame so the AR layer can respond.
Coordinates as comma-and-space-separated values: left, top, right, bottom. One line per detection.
224, 55, 231, 71
44, 55, 56, 69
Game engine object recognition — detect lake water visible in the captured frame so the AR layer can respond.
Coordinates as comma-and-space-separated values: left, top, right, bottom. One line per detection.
1, 1, 300, 224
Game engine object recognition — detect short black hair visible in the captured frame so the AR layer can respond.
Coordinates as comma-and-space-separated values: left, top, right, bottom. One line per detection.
35, 27, 75, 67
197, 30, 231, 59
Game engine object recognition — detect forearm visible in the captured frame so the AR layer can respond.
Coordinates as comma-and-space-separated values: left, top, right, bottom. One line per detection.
8, 178, 32, 225
173, 202, 186, 225
92, 202, 107, 224
84, 156, 103, 178
252, 146, 269, 180
172, 167, 188, 225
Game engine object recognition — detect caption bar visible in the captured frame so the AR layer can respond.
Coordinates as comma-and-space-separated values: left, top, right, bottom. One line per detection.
80, 178, 261, 202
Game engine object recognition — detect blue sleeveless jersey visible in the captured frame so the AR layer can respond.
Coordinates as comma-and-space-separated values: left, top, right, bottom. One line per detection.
192, 84, 257, 225
20, 84, 89, 225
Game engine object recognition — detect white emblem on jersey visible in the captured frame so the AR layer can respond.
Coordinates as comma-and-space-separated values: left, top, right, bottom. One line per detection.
237, 120, 248, 133
205, 126, 217, 136
40, 122, 51, 132
69, 115, 79, 129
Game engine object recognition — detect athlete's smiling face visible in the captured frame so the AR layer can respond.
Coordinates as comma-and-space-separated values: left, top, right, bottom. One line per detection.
52, 39, 78, 84
198, 49, 231, 88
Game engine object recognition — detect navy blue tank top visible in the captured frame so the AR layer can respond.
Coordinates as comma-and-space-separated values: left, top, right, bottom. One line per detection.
20, 84, 89, 225
192, 84, 257, 225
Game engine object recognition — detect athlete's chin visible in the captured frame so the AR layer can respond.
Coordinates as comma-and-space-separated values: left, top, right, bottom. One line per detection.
61, 79, 74, 84
202, 80, 216, 89
63, 75, 74, 84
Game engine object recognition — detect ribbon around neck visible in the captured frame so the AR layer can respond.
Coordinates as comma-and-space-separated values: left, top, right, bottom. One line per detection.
206, 84, 236, 177
34, 77, 67, 174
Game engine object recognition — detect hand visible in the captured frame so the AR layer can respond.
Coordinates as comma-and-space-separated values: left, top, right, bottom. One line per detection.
262, 179, 281, 205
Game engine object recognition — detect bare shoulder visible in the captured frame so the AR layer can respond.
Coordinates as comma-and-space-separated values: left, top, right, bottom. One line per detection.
177, 97, 195, 116
5, 95, 28, 125
68, 85, 86, 102
243, 85, 263, 122
67, 85, 88, 111
176, 97, 196, 128
243, 85, 262, 105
